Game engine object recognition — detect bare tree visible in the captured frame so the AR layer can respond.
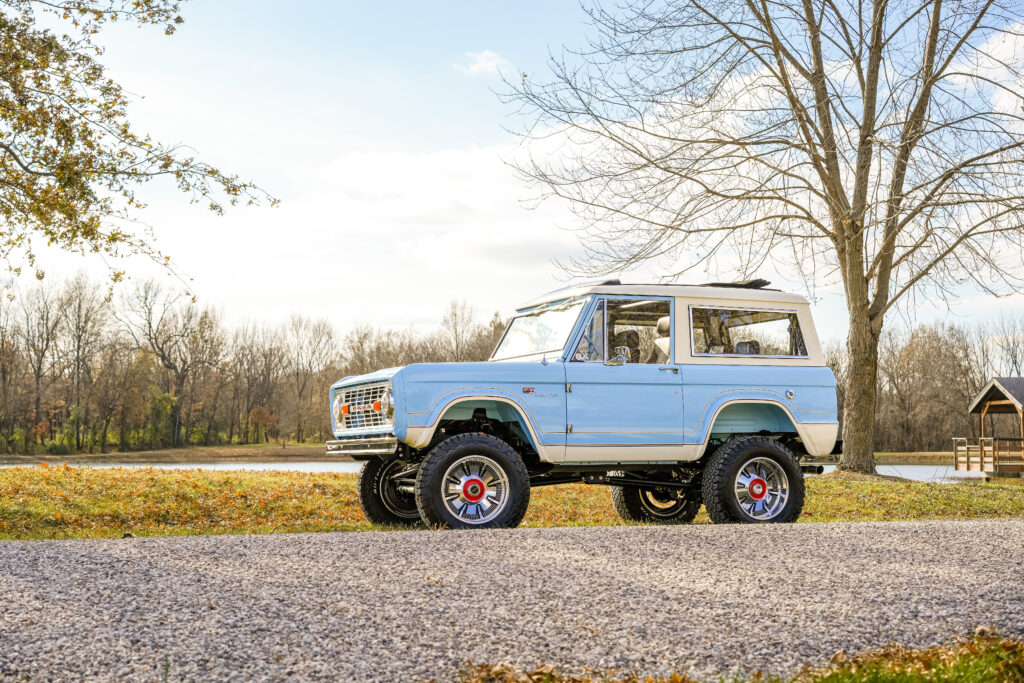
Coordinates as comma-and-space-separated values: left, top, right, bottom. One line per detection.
988, 314, 1024, 376
285, 315, 336, 443
507, 0, 1024, 472
117, 281, 200, 447
441, 300, 476, 363
232, 324, 285, 444
60, 274, 107, 450
19, 284, 61, 438
180, 310, 227, 446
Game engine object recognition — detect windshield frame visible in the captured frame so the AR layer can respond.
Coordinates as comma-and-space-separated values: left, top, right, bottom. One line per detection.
489, 296, 588, 362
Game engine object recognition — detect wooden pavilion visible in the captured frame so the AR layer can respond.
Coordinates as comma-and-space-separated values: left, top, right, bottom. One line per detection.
953, 377, 1024, 477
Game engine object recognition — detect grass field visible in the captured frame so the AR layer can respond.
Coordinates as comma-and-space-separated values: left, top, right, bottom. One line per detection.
459, 636, 1024, 682
0, 442, 330, 465
1, 465, 1023, 541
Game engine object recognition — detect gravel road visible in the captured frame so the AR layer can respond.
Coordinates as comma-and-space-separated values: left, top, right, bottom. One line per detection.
1, 519, 1022, 682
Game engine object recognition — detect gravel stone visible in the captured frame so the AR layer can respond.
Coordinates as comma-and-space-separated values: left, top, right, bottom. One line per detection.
0, 519, 1022, 681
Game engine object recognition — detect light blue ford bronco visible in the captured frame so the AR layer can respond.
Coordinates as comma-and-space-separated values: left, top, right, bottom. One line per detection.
328, 280, 839, 529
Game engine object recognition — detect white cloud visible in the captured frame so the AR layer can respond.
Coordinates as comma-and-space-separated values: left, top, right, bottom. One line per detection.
32, 142, 592, 333
453, 50, 510, 77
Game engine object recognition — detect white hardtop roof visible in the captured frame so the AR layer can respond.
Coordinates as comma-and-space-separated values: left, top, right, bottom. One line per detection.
519, 280, 808, 311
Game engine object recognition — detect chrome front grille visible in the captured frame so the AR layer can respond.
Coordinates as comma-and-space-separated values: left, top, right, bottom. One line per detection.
341, 382, 388, 430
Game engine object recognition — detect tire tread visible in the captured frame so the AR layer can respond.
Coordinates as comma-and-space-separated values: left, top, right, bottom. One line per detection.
701, 436, 805, 524
414, 432, 530, 529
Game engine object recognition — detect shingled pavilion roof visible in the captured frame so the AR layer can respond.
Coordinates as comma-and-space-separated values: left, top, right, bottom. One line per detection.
968, 377, 1024, 414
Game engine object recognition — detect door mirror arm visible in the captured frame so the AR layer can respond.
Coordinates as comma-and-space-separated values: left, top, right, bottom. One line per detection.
604, 346, 631, 366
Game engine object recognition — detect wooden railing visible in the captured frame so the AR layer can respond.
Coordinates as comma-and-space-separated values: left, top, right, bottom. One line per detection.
953, 437, 1024, 474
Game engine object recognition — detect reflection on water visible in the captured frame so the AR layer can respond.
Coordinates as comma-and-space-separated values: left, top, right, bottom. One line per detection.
1, 461, 986, 482
819, 464, 984, 483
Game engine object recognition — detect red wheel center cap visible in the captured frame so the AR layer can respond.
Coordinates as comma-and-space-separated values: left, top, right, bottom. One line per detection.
748, 478, 767, 500
462, 477, 485, 502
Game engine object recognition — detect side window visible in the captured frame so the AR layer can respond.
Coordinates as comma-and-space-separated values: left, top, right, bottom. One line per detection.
572, 298, 672, 363
573, 299, 606, 361
690, 307, 808, 357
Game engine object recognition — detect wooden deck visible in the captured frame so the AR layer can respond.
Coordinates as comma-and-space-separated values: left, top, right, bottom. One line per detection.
953, 437, 1024, 476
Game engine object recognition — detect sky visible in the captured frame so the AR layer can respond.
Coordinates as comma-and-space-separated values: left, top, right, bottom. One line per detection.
26, 1, 1024, 344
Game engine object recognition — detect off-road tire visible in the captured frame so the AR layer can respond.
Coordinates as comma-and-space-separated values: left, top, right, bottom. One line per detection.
414, 433, 530, 529
357, 458, 423, 527
610, 483, 701, 524
702, 436, 804, 524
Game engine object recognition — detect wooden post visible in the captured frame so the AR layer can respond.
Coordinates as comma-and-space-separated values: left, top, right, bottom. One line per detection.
1019, 407, 1023, 466
981, 402, 988, 439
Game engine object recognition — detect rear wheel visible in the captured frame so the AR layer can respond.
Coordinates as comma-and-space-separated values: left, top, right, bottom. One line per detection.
415, 433, 530, 529
357, 458, 423, 527
610, 471, 700, 524
702, 436, 804, 524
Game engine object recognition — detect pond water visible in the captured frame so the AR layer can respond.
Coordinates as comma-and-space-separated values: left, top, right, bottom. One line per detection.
819, 464, 984, 483
1, 461, 985, 482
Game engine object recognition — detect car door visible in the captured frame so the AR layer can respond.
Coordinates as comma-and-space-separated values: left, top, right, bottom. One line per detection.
563, 296, 685, 462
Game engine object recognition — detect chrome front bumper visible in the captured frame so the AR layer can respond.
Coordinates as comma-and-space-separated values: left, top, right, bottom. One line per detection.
326, 436, 399, 458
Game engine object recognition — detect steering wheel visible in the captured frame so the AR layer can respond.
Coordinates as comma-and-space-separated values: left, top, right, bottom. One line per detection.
578, 330, 602, 361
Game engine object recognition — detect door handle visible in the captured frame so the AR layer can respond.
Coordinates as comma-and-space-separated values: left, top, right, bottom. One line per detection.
658, 366, 679, 374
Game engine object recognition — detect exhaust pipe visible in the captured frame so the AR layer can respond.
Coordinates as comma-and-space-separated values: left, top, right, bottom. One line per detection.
801, 464, 824, 474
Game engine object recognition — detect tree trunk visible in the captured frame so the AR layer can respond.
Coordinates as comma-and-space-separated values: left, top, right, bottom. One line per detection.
840, 304, 880, 473
100, 418, 110, 454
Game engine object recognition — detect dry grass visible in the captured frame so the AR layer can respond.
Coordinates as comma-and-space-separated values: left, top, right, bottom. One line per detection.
1, 465, 1023, 541
455, 636, 1024, 682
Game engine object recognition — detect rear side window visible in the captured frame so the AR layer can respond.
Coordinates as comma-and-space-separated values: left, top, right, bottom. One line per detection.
690, 307, 807, 357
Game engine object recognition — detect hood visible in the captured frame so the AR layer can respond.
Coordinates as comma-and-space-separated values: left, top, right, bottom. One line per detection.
330, 366, 404, 390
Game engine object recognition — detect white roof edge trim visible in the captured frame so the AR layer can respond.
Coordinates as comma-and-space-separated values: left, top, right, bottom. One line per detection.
968, 378, 1024, 414
518, 284, 808, 310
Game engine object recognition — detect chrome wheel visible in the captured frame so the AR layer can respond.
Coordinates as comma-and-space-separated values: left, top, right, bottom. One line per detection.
733, 456, 789, 520
441, 454, 510, 525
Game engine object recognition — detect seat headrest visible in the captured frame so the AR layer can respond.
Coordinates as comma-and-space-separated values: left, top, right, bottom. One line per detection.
735, 340, 761, 355
656, 316, 671, 337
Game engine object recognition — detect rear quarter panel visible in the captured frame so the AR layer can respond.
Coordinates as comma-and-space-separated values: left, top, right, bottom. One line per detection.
681, 364, 839, 455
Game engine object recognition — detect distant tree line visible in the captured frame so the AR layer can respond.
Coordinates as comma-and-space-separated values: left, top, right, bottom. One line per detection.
828, 317, 1024, 453
0, 277, 505, 455
3, 274, 1015, 455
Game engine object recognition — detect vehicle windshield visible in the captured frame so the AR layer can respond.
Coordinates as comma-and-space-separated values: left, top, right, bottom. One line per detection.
491, 298, 585, 361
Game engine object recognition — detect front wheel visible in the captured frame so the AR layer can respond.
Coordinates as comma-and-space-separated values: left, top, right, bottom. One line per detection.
357, 458, 423, 527
701, 436, 804, 524
414, 433, 530, 529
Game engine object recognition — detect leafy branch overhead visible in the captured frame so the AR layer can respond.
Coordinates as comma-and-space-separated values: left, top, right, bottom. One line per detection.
0, 0, 276, 277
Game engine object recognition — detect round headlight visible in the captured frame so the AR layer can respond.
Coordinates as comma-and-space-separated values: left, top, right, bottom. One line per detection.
332, 393, 345, 424
380, 389, 395, 422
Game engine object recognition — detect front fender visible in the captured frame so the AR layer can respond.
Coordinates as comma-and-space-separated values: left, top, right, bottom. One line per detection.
403, 389, 546, 454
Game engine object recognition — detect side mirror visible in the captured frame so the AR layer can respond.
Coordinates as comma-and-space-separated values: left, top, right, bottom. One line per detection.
605, 346, 631, 366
